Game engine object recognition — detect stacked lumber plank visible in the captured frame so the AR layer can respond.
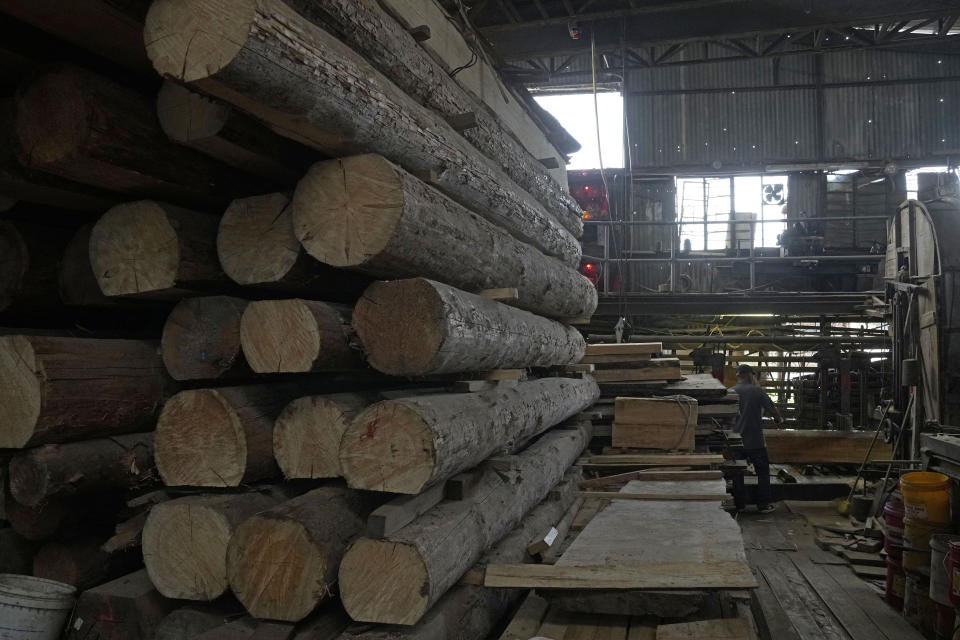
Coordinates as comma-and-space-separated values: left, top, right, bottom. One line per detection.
612, 396, 699, 451
0, 1, 601, 638
581, 343, 681, 384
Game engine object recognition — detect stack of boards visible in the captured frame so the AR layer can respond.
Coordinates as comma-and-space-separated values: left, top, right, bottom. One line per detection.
580, 343, 682, 383
612, 396, 698, 451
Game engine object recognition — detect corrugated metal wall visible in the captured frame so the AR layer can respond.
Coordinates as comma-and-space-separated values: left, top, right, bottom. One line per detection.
625, 49, 960, 171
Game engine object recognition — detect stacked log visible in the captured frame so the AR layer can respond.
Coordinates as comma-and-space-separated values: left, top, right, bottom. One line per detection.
160, 295, 250, 381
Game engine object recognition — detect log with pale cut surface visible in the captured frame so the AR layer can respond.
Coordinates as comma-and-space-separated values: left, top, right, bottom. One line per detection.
160, 295, 250, 381
157, 80, 312, 183
292, 154, 595, 319
15, 65, 271, 207
143, 0, 579, 265
353, 278, 586, 376
8, 432, 155, 507
142, 490, 290, 600
339, 378, 598, 494
217, 191, 371, 299
239, 299, 363, 374
89, 200, 227, 299
0, 335, 163, 448
337, 423, 590, 625
285, 0, 583, 237
155, 382, 320, 487
226, 485, 372, 621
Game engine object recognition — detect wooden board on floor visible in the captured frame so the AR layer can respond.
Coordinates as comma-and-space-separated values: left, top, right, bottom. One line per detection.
763, 430, 886, 464
483, 562, 758, 590
566, 614, 630, 640
499, 591, 549, 640
656, 619, 751, 640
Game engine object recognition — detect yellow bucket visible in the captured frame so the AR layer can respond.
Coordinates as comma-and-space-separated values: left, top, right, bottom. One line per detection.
901, 472, 951, 524
903, 517, 951, 571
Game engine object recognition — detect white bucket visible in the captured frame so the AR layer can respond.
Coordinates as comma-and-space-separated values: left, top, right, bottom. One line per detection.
0, 574, 76, 640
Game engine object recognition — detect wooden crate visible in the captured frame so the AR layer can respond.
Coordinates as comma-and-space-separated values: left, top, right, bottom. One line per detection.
612, 396, 698, 450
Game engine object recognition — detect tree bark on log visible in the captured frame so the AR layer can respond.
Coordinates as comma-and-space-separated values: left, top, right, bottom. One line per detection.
161, 295, 250, 381
274, 389, 438, 480
340, 378, 598, 494
142, 490, 290, 600
337, 424, 591, 625
8, 433, 156, 507
143, 0, 580, 266
226, 485, 372, 621
66, 569, 179, 640
353, 278, 586, 376
291, 155, 595, 319
157, 80, 313, 184
217, 192, 372, 301
33, 536, 142, 590
283, 0, 583, 237
89, 200, 229, 299
0, 335, 164, 448
58, 224, 112, 306
0, 219, 73, 312
155, 382, 330, 487
14, 65, 272, 208
239, 299, 363, 374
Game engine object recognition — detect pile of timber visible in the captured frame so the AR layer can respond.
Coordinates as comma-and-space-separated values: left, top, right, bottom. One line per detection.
0, 1, 603, 638
580, 342, 682, 385
612, 396, 699, 451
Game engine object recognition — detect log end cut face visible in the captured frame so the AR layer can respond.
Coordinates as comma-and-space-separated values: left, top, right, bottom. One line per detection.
240, 299, 322, 373
292, 155, 404, 267
156, 80, 231, 142
0, 336, 42, 448
274, 396, 347, 479
7, 453, 49, 508
353, 278, 445, 376
227, 516, 329, 621
144, 0, 256, 83
218, 193, 300, 285
338, 538, 430, 625
90, 201, 180, 296
0, 221, 28, 311
161, 296, 245, 380
339, 401, 436, 494
142, 499, 235, 599
155, 389, 246, 487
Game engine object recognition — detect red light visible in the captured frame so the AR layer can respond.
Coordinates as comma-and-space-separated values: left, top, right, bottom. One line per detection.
584, 185, 590, 191
583, 263, 595, 272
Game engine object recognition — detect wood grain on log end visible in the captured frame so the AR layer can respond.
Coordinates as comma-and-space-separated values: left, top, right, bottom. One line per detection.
339, 401, 435, 493
353, 278, 444, 376
145, 0, 256, 83
0, 221, 28, 311
161, 296, 247, 380
226, 516, 328, 621
90, 201, 180, 296
218, 192, 300, 285
0, 335, 42, 448
240, 299, 358, 373
155, 389, 246, 487
338, 538, 429, 625
292, 155, 403, 267
156, 79, 230, 142
274, 396, 349, 479
142, 497, 239, 600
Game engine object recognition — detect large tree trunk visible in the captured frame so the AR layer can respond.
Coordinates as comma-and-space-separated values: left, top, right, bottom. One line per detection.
0, 219, 73, 312
353, 278, 586, 376
160, 295, 250, 381
89, 200, 228, 299
155, 381, 332, 487
66, 569, 179, 640
142, 490, 290, 600
143, 0, 580, 266
283, 0, 583, 237
274, 389, 438, 480
157, 80, 313, 184
340, 377, 598, 494
0, 335, 164, 448
239, 299, 364, 374
226, 485, 373, 622
14, 65, 272, 208
337, 424, 591, 625
8, 432, 155, 507
216, 192, 372, 300
33, 536, 142, 590
292, 155, 595, 319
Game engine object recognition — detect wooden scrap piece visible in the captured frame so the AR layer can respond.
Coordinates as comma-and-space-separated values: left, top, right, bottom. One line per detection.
483, 562, 758, 590
366, 484, 445, 538
498, 591, 549, 640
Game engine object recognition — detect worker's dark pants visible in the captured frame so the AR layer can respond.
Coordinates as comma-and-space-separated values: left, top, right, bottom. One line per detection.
732, 447, 771, 510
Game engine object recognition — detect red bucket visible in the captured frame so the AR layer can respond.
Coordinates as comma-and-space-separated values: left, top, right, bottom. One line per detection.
886, 556, 906, 609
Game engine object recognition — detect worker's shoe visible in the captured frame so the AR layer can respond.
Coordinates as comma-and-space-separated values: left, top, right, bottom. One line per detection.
757, 504, 776, 514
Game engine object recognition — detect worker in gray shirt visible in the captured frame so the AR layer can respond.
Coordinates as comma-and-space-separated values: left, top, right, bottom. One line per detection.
730, 364, 784, 514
